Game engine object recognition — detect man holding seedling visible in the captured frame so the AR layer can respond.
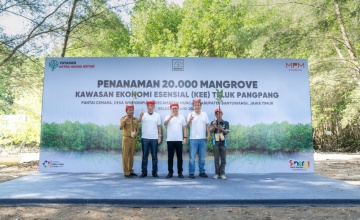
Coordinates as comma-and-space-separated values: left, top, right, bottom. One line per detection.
210, 108, 229, 180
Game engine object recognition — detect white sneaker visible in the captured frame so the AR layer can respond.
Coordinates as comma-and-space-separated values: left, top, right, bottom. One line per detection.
220, 175, 227, 180
212, 174, 219, 179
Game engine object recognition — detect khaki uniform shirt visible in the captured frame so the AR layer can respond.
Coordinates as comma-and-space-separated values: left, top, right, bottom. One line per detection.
120, 116, 138, 137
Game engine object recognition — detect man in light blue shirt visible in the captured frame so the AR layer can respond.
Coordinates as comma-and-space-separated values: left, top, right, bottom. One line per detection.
187, 99, 211, 179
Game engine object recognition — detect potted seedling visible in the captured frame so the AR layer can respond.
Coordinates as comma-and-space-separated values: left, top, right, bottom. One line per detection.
215, 88, 225, 141
130, 91, 139, 138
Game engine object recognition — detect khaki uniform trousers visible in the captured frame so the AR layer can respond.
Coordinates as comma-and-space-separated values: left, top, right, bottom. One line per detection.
122, 136, 136, 175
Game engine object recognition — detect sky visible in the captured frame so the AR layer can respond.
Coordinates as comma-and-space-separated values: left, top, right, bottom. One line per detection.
168, 0, 184, 6
0, 13, 29, 35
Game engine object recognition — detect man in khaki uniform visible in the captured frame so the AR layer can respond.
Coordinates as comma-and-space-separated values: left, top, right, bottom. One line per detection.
120, 104, 139, 178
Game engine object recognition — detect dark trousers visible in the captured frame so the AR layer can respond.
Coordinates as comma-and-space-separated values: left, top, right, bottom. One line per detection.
141, 138, 158, 174
167, 141, 183, 174
214, 142, 226, 175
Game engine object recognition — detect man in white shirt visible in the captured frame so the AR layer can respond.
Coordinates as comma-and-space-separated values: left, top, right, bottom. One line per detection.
187, 99, 211, 178
138, 100, 162, 178
164, 103, 187, 178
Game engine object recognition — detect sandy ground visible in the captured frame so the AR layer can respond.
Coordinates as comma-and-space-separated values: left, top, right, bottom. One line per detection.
0, 152, 359, 220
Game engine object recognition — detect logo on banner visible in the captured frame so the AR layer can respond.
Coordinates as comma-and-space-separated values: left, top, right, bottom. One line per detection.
42, 160, 64, 168
286, 62, 305, 72
48, 60, 95, 71
42, 160, 51, 168
49, 60, 59, 71
289, 159, 310, 171
172, 59, 184, 71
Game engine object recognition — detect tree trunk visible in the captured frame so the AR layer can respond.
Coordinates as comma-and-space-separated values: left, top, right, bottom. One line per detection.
333, 0, 360, 77
61, 0, 79, 57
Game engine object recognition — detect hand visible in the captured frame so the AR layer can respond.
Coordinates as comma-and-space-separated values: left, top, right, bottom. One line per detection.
212, 121, 216, 126
158, 136, 162, 144
182, 138, 186, 145
218, 125, 223, 132
170, 113, 175, 118
139, 108, 144, 118
207, 135, 211, 143
188, 114, 194, 124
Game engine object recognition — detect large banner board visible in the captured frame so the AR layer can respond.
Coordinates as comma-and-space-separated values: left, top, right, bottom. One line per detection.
39, 57, 314, 173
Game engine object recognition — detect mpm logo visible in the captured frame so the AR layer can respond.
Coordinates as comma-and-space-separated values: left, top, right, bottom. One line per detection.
286, 63, 305, 68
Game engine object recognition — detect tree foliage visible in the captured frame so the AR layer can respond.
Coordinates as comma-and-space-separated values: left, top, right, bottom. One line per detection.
130, 0, 183, 56
41, 121, 122, 151
57, 0, 131, 57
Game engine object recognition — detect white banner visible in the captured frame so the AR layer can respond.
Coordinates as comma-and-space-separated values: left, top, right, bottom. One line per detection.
39, 57, 314, 173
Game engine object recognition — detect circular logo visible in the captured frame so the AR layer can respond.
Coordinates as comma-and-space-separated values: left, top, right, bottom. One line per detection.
42, 160, 51, 168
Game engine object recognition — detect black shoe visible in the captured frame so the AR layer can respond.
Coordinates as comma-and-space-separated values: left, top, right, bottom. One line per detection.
166, 173, 173, 178
152, 173, 159, 178
178, 173, 184, 178
139, 173, 147, 178
124, 174, 134, 178
130, 173, 138, 177
189, 174, 195, 179
199, 173, 208, 178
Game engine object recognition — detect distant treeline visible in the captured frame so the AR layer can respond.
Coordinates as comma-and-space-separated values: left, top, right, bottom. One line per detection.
225, 122, 313, 153
41, 121, 312, 153
41, 121, 122, 151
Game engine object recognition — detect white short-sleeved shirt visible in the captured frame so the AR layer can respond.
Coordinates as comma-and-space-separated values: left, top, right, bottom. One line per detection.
141, 112, 161, 139
165, 114, 186, 141
187, 111, 209, 139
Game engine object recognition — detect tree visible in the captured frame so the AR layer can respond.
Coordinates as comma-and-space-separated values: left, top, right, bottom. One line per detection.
58, 0, 131, 57
178, 0, 248, 57
130, 0, 183, 56
1, 0, 133, 148
226, 0, 359, 151
0, 0, 69, 117
0, 0, 71, 66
